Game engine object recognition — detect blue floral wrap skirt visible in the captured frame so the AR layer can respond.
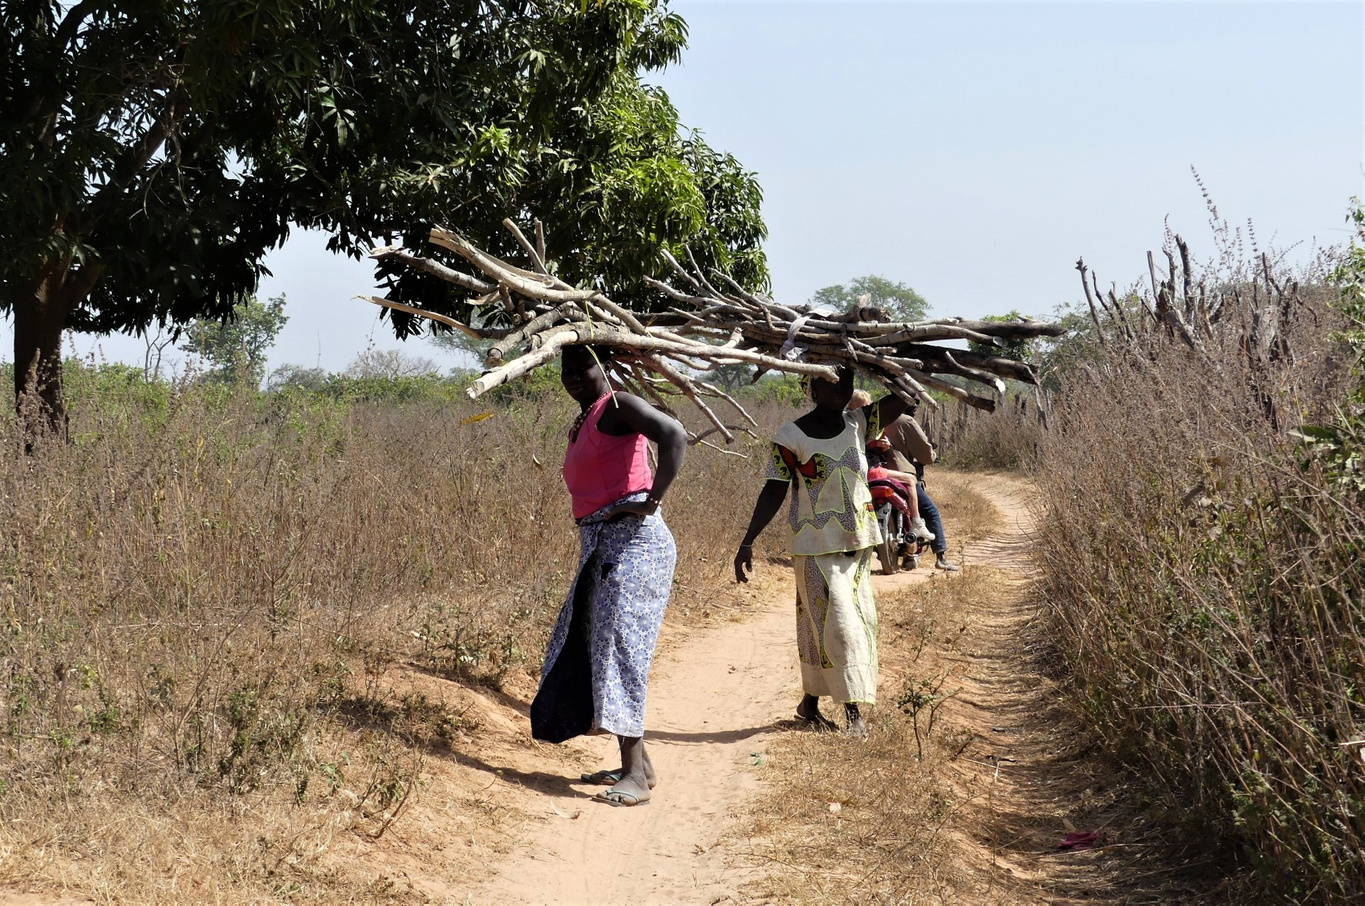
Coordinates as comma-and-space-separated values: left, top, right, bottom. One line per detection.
531, 494, 676, 743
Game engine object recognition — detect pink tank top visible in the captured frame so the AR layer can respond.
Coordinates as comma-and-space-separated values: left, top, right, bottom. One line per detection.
563, 393, 654, 520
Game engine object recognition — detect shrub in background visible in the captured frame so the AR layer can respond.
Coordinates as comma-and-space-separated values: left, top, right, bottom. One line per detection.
1034, 212, 1365, 902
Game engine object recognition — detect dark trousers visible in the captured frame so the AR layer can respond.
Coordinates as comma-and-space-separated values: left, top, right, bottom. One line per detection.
917, 484, 947, 555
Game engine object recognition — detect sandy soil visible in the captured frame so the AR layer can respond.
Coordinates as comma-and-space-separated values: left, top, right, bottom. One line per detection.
469, 550, 959, 904
467, 566, 801, 905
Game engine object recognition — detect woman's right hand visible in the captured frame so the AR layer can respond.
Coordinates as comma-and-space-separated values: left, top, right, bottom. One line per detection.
603, 500, 656, 523
734, 544, 754, 583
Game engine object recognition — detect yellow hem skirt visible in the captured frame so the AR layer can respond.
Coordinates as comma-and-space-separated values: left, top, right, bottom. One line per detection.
793, 549, 879, 704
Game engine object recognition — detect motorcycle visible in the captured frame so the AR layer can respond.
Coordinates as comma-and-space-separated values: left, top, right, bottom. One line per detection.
870, 484, 932, 576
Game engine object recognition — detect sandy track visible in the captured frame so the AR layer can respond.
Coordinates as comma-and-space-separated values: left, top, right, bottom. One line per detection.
5, 476, 1166, 906
470, 547, 964, 905
468, 567, 801, 905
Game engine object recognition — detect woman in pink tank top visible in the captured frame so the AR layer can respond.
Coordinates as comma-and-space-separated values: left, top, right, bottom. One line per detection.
531, 344, 687, 808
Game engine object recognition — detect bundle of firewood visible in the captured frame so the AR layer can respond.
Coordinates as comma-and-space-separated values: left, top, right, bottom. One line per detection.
362, 220, 1062, 447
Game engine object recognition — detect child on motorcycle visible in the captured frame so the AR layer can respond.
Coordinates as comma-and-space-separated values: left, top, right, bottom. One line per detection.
866, 441, 935, 544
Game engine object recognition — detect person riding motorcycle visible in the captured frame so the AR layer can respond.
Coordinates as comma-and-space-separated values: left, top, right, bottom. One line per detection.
850, 391, 961, 572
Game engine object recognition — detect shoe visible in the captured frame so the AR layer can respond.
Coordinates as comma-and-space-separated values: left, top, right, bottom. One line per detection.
935, 554, 960, 572
909, 518, 935, 543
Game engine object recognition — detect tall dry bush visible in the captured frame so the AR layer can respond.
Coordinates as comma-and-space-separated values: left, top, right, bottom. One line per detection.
927, 390, 1048, 471
1036, 213, 1365, 901
0, 372, 790, 822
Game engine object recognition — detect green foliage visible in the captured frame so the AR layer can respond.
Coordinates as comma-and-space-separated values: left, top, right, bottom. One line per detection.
811, 275, 928, 322
1330, 199, 1365, 399
1294, 199, 1365, 498
427, 330, 493, 370
1295, 422, 1365, 496
1031, 304, 1104, 391
967, 310, 1035, 362
388, 73, 771, 337
2, 0, 768, 426
180, 295, 288, 387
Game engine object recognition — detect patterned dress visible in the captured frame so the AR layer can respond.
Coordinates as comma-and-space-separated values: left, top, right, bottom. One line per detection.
767, 408, 882, 704
531, 494, 676, 743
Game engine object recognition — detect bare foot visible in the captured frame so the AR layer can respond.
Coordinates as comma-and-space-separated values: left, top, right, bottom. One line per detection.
844, 703, 869, 739
795, 694, 838, 731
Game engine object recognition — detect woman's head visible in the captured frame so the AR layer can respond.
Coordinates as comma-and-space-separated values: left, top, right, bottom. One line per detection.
561, 344, 613, 404
808, 364, 854, 412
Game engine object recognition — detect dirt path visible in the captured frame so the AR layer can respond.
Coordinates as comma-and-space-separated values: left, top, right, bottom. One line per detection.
470, 473, 1172, 906
467, 567, 801, 905
928, 475, 1197, 903
416, 475, 1194, 904
470, 517, 974, 904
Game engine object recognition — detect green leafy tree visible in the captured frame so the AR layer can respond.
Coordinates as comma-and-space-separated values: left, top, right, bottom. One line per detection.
384, 75, 769, 341
345, 348, 440, 381
427, 329, 492, 370
967, 310, 1036, 362
1295, 199, 1365, 496
266, 364, 328, 394
810, 275, 928, 322
1333, 200, 1365, 400
2, 0, 766, 438
180, 295, 287, 386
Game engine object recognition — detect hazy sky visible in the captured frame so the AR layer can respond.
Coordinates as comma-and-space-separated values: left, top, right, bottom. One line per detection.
11, 0, 1363, 377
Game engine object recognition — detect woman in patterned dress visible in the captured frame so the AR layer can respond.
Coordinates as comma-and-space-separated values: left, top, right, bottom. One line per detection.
530, 344, 687, 807
733, 365, 908, 737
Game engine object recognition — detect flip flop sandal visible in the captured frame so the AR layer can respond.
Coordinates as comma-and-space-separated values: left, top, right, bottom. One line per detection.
580, 769, 625, 785
580, 770, 658, 789
592, 787, 650, 807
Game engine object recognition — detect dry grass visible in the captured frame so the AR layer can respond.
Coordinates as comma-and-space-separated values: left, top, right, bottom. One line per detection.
927, 470, 1001, 546
734, 479, 996, 905
928, 398, 1048, 473
1033, 230, 1365, 902
0, 373, 800, 903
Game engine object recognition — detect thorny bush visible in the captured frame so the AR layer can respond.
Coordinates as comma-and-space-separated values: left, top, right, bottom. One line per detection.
1035, 205, 1365, 902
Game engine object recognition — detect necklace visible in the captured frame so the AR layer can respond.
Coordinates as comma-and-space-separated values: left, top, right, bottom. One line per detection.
570, 391, 611, 441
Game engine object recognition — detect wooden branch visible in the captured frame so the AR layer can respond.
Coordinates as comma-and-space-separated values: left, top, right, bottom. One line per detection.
943, 351, 1006, 395
468, 329, 584, 397
501, 218, 556, 281
1077, 258, 1110, 351
364, 223, 1063, 429
905, 370, 997, 412
920, 318, 1064, 339
534, 220, 547, 267
369, 246, 496, 295
486, 303, 584, 365
641, 353, 734, 443
661, 249, 701, 291
905, 345, 1038, 385
358, 295, 497, 339
429, 227, 595, 303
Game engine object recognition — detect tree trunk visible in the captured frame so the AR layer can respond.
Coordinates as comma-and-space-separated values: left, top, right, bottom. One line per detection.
13, 271, 76, 446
